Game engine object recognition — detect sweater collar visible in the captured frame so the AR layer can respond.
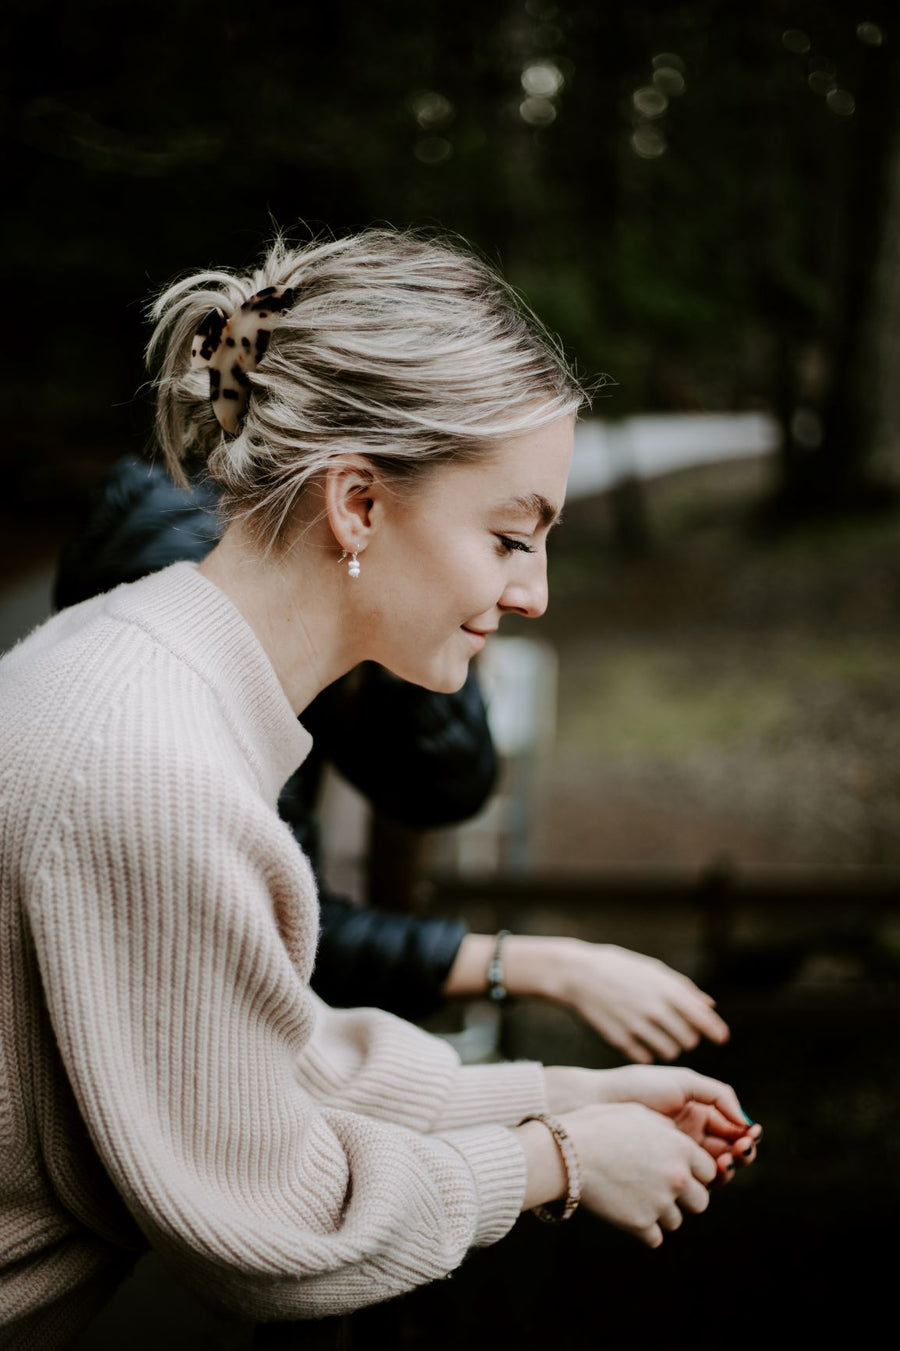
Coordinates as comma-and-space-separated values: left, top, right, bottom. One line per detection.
108, 561, 312, 804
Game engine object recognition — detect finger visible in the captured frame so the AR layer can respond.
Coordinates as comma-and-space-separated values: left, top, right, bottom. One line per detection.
699, 1136, 732, 1160
655, 963, 714, 1002
649, 1006, 701, 1054
711, 1153, 735, 1186
669, 968, 716, 999
675, 1105, 751, 1157
658, 1204, 684, 1232
669, 987, 731, 1043
632, 1020, 683, 1062
731, 1136, 757, 1168
678, 1071, 752, 1130
616, 1034, 654, 1065
640, 1222, 664, 1249
694, 1106, 749, 1141
688, 1142, 717, 1187
685, 1003, 730, 1044
678, 1178, 711, 1215
587, 1015, 655, 1064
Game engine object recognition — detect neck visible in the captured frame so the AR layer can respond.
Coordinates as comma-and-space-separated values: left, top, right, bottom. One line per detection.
198, 519, 362, 715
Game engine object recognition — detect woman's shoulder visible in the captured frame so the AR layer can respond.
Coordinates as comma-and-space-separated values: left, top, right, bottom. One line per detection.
2, 565, 198, 709
3, 564, 308, 829
1, 570, 234, 776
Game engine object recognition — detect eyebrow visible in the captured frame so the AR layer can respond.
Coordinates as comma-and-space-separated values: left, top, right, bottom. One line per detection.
498, 493, 562, 528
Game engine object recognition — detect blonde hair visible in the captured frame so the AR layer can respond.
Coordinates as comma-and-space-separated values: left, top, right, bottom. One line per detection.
147, 228, 585, 547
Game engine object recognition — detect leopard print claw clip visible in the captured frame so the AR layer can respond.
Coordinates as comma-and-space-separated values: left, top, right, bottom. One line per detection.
190, 285, 296, 434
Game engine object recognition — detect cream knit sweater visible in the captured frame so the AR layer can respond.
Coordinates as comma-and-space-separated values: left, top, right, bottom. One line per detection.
0, 563, 546, 1348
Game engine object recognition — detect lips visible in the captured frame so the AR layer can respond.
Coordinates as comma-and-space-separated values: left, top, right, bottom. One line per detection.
461, 624, 495, 654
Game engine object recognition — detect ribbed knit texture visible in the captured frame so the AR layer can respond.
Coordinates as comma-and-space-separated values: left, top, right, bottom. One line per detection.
0, 563, 546, 1348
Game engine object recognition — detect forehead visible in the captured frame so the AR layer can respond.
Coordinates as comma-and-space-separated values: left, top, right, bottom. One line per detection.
421, 418, 574, 519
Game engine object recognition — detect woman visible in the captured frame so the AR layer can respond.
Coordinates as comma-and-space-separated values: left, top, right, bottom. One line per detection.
0, 230, 759, 1346
54, 453, 733, 1053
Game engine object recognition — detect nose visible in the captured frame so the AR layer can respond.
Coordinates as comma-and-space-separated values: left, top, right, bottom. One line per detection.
499, 552, 548, 620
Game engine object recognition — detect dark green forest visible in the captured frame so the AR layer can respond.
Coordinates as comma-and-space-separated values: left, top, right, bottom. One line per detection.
2, 0, 898, 537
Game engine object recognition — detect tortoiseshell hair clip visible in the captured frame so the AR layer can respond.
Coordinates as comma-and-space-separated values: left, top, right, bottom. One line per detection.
190, 285, 296, 433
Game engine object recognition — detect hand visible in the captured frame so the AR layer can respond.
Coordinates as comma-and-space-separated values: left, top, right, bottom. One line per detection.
541, 939, 729, 1063
592, 1064, 761, 1181
543, 1064, 760, 1181
563, 1103, 717, 1247
444, 935, 729, 1063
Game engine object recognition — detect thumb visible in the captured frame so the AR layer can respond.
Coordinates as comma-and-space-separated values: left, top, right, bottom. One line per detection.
681, 1072, 753, 1130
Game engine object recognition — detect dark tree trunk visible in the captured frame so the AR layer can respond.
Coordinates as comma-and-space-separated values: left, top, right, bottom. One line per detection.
774, 16, 900, 516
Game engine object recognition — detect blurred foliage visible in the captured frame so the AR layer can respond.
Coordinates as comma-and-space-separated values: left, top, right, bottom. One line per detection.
1, 0, 898, 520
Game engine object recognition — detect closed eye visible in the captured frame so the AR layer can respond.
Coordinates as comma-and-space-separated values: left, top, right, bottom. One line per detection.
496, 534, 535, 555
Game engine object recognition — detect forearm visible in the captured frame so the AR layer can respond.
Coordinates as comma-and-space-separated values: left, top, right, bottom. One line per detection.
441, 932, 575, 1000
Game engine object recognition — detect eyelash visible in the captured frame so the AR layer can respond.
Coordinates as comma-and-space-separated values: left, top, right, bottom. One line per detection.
496, 534, 535, 556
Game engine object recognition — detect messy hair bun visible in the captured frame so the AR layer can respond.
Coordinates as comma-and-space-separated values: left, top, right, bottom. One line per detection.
147, 228, 584, 547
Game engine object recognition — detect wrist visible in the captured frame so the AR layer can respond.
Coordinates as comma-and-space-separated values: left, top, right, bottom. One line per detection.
518, 1113, 582, 1222
502, 934, 582, 1002
516, 1117, 569, 1212
543, 1065, 603, 1114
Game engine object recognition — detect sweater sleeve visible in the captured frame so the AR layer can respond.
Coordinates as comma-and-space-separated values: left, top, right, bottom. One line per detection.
25, 741, 542, 1322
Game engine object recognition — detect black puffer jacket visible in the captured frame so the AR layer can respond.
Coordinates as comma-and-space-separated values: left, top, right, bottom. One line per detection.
55, 458, 498, 1018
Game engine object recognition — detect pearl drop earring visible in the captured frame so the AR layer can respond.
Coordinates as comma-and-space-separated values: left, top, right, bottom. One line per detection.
339, 549, 361, 579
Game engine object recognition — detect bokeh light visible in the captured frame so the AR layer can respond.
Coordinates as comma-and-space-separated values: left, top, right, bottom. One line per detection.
856, 21, 884, 46
782, 29, 811, 55
631, 126, 666, 159
808, 69, 837, 96
521, 61, 564, 97
632, 86, 668, 118
826, 88, 856, 118
791, 407, 823, 449
409, 91, 455, 130
413, 136, 452, 163
653, 66, 686, 97
519, 96, 557, 127
651, 51, 685, 73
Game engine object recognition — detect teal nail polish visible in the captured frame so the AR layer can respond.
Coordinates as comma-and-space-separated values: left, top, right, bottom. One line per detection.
740, 1110, 755, 1126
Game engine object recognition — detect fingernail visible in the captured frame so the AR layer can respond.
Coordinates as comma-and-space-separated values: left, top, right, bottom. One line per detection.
740, 1110, 755, 1125
742, 1144, 753, 1157
726, 1162, 735, 1174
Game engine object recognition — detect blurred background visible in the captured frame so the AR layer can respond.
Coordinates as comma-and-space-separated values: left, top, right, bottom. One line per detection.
3, 1, 899, 1346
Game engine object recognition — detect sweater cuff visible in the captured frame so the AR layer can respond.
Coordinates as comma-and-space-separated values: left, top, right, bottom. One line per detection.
439, 1123, 528, 1248
433, 1061, 547, 1131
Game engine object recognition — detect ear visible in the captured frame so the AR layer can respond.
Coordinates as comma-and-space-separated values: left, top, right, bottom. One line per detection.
323, 456, 380, 555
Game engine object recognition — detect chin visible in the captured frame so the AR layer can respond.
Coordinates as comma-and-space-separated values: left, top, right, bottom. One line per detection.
386, 659, 469, 695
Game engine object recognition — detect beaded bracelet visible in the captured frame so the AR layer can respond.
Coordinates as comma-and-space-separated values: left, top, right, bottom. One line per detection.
519, 1112, 582, 1223
487, 929, 512, 1002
